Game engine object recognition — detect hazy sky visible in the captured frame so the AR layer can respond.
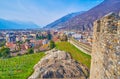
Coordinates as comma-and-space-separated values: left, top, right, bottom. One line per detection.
0, 0, 104, 27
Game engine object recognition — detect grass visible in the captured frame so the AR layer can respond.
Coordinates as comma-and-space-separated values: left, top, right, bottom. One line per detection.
0, 52, 45, 79
0, 42, 91, 79
56, 41, 91, 68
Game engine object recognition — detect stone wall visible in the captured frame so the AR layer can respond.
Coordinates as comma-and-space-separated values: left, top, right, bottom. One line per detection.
90, 13, 120, 79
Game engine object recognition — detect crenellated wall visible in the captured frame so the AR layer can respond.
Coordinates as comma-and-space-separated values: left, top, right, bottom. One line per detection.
90, 13, 120, 79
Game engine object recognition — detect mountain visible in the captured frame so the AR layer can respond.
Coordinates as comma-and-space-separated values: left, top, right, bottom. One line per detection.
48, 0, 120, 31
44, 11, 85, 29
0, 18, 40, 29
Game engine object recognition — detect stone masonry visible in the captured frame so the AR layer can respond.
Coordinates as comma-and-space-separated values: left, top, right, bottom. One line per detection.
90, 13, 120, 79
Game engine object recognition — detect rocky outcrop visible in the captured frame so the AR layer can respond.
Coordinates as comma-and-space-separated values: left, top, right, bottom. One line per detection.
29, 49, 89, 79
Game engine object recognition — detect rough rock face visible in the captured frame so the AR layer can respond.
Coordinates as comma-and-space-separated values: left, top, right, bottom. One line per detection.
90, 13, 120, 79
29, 49, 89, 79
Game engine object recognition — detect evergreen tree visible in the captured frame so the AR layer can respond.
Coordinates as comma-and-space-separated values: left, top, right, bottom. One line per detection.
49, 40, 55, 49
47, 33, 52, 40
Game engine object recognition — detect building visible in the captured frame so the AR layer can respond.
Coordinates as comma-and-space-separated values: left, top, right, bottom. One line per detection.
90, 13, 120, 79
42, 39, 49, 45
16, 36, 22, 42
6, 42, 16, 51
6, 32, 16, 43
72, 34, 82, 40
0, 36, 5, 42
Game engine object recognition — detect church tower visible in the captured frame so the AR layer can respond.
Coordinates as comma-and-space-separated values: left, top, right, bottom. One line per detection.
90, 13, 120, 79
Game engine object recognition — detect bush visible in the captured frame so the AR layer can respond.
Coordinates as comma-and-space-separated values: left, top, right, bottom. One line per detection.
49, 40, 55, 49
0, 40, 6, 47
0, 47, 10, 58
27, 48, 34, 54
17, 53, 22, 56
60, 34, 68, 41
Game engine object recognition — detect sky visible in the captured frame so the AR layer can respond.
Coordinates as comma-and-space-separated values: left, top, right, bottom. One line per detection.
0, 0, 104, 27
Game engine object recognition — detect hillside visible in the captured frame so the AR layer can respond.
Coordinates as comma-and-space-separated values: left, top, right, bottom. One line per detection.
56, 42, 91, 68
0, 19, 40, 29
49, 0, 120, 31
0, 53, 45, 79
0, 41, 91, 79
44, 11, 85, 29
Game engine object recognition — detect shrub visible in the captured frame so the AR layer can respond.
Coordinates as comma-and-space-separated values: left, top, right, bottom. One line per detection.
49, 40, 55, 49
27, 48, 34, 54
60, 34, 68, 41
0, 47, 10, 58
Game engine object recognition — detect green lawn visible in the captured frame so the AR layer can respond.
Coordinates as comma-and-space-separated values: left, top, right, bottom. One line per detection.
0, 52, 45, 79
56, 42, 91, 68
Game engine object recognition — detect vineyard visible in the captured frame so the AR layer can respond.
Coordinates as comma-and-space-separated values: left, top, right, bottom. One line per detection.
56, 41, 91, 68
0, 52, 45, 79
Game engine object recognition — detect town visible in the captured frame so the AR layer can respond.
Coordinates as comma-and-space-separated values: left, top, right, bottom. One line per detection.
0, 29, 92, 57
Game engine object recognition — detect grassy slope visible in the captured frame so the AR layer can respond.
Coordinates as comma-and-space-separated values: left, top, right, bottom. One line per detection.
0, 42, 91, 79
0, 52, 45, 79
56, 42, 91, 68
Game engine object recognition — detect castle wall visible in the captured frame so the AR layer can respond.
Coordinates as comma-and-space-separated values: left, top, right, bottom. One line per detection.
90, 13, 120, 79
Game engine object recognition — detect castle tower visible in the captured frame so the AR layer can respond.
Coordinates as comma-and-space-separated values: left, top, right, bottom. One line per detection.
90, 13, 120, 79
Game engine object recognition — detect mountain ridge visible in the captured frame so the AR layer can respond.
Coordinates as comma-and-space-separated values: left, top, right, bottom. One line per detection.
45, 0, 120, 31
44, 11, 85, 29
0, 18, 40, 29
60, 0, 120, 31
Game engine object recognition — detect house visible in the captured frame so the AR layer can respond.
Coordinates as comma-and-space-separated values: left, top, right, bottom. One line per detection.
6, 42, 16, 51
72, 34, 82, 40
6, 33, 16, 43
25, 42, 32, 49
42, 39, 49, 45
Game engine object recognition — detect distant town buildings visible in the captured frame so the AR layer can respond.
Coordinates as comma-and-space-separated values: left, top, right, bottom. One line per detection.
0, 29, 93, 56
6, 33, 16, 43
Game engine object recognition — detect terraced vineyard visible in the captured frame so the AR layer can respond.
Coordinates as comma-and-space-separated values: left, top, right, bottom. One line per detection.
56, 41, 91, 68
0, 53, 45, 79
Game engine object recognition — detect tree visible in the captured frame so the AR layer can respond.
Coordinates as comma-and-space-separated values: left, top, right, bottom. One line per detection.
0, 40, 6, 47
36, 35, 45, 40
0, 47, 10, 58
25, 39, 30, 43
47, 33, 52, 40
49, 40, 55, 49
0, 51, 2, 57
27, 48, 34, 54
16, 41, 22, 51
60, 34, 68, 41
